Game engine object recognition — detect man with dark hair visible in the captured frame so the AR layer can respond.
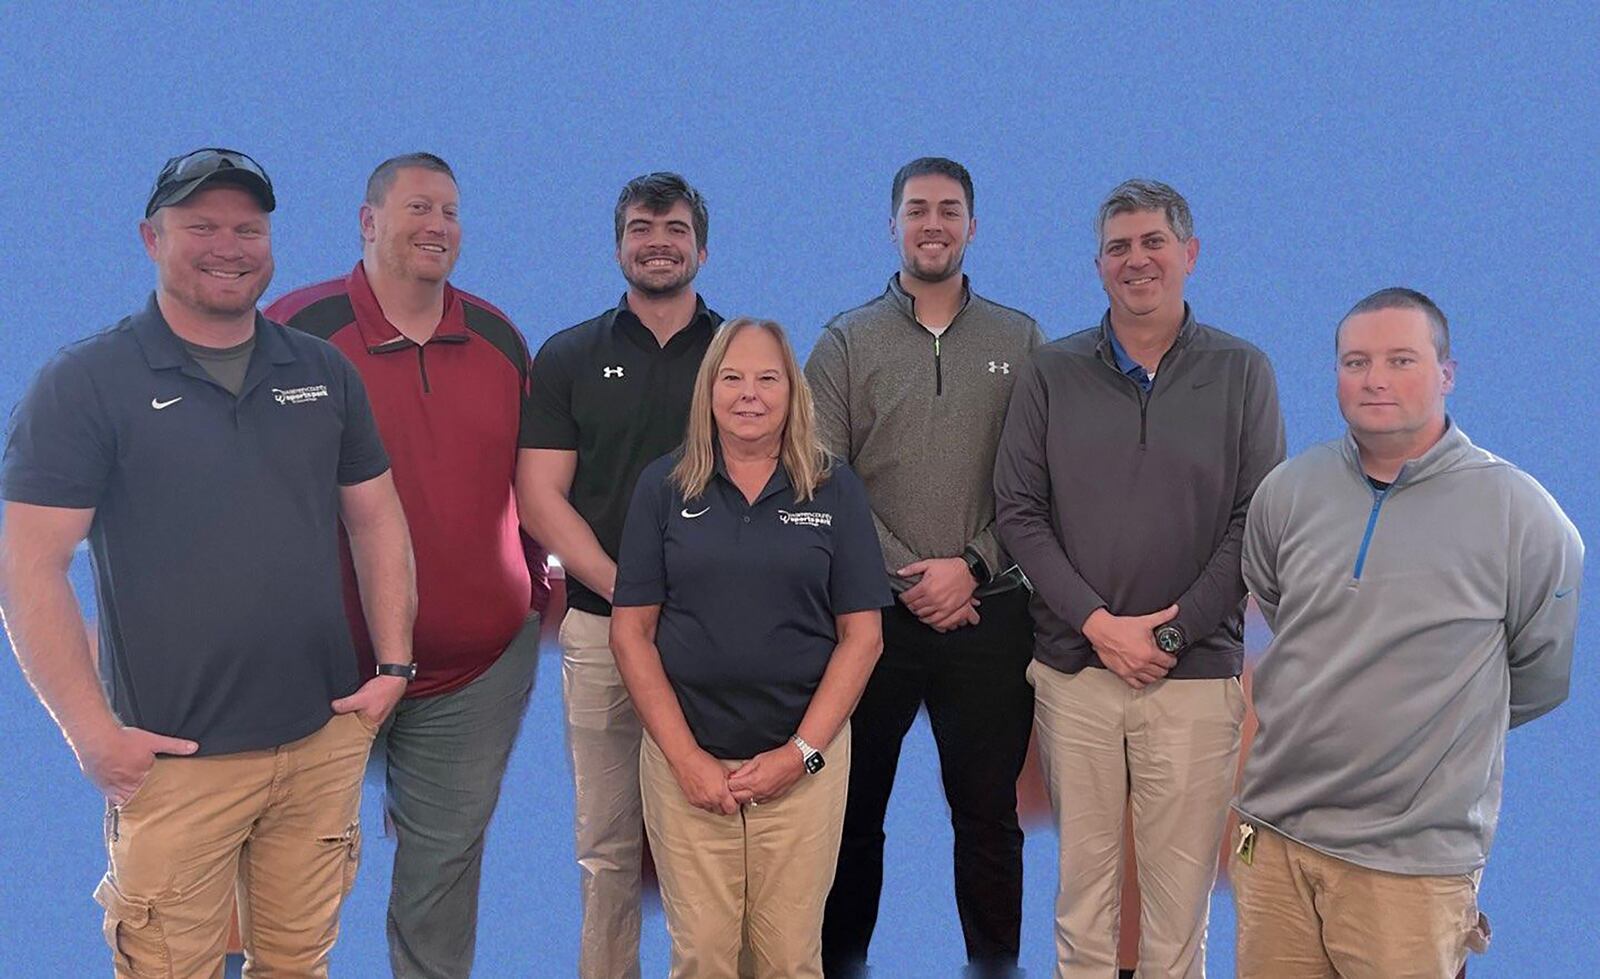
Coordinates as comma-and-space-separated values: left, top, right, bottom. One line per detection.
808, 156, 1043, 978
995, 178, 1285, 978
0, 148, 416, 977
1232, 288, 1581, 978
266, 152, 549, 978
521, 171, 722, 979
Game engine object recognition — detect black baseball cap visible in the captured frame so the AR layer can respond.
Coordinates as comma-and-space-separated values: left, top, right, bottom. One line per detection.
145, 147, 276, 218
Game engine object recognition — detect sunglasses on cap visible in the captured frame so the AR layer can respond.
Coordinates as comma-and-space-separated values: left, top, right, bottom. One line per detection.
146, 147, 276, 218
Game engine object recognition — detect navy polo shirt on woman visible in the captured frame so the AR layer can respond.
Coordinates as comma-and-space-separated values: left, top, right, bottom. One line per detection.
613, 452, 891, 759
0, 295, 390, 756
525, 297, 721, 616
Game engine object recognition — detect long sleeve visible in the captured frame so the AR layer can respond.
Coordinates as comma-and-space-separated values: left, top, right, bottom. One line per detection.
1505, 476, 1584, 728
1169, 351, 1287, 645
805, 326, 918, 574
1241, 465, 1286, 632
993, 358, 1106, 629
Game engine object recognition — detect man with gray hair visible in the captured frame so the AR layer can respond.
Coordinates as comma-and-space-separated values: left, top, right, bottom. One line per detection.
1232, 287, 1581, 978
995, 178, 1284, 978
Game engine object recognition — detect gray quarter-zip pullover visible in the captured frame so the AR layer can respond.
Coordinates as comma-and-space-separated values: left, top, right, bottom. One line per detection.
1236, 420, 1583, 874
993, 308, 1285, 679
806, 275, 1045, 591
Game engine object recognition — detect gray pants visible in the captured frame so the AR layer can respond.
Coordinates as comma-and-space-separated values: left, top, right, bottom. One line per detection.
378, 613, 541, 979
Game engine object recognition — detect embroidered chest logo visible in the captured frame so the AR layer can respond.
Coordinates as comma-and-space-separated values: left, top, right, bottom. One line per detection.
987, 361, 1011, 374
272, 385, 330, 405
778, 509, 832, 528
150, 396, 183, 410
603, 366, 625, 379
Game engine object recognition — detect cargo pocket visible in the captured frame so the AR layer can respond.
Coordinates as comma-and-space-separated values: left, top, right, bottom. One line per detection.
94, 876, 172, 978
334, 820, 362, 898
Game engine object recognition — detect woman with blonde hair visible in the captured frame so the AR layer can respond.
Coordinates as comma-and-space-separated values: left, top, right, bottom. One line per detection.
610, 317, 889, 978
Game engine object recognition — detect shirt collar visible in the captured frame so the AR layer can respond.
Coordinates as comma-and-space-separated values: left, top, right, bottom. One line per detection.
346, 260, 468, 353
613, 293, 716, 354
1095, 303, 1197, 380
1105, 327, 1147, 380
131, 292, 296, 379
711, 439, 794, 505
885, 273, 972, 328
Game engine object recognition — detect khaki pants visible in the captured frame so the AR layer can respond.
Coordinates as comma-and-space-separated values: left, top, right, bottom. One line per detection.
641, 726, 850, 979
560, 607, 645, 979
1028, 662, 1245, 979
95, 711, 376, 979
1232, 823, 1490, 979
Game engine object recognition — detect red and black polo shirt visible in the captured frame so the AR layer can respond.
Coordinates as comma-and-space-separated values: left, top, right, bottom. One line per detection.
267, 262, 550, 698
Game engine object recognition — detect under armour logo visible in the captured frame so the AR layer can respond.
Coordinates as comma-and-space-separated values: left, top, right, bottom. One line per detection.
603, 366, 625, 379
988, 361, 1011, 374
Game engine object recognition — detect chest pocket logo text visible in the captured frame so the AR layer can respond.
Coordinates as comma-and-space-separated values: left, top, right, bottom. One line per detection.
778, 510, 832, 528
272, 385, 330, 405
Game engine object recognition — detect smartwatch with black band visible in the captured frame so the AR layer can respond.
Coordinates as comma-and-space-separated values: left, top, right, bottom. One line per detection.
377, 662, 418, 682
961, 547, 991, 588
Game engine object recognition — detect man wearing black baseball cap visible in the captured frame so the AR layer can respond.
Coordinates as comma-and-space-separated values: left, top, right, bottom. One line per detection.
0, 147, 417, 976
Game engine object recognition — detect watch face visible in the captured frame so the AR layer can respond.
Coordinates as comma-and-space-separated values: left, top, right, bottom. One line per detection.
1155, 627, 1183, 654
803, 752, 825, 775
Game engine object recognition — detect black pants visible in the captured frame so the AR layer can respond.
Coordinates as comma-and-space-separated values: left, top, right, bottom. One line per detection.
822, 585, 1035, 977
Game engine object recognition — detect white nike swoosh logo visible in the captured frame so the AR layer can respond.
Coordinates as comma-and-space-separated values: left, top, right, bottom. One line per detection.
151, 397, 183, 410
681, 507, 710, 519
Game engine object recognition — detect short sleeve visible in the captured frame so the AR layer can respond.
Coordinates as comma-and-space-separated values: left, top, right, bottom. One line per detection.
1, 350, 116, 508
612, 456, 671, 607
517, 343, 540, 449
335, 353, 390, 486
826, 464, 893, 614
524, 334, 579, 450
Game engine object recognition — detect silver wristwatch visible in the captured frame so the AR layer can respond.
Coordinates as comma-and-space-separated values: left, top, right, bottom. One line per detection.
790, 735, 825, 775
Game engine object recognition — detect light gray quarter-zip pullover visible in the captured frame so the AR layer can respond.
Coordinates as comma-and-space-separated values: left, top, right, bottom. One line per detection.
805, 275, 1045, 592
1236, 420, 1584, 874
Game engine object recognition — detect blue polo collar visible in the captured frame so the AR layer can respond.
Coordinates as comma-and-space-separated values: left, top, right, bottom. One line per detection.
711, 439, 793, 505
129, 292, 296, 395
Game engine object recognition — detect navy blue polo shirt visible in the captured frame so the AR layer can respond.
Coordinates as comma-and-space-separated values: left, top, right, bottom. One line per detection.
614, 451, 891, 759
1, 295, 390, 756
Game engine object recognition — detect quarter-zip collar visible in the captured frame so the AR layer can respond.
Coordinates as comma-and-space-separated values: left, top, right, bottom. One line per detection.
346, 261, 469, 354
1337, 417, 1491, 492
1093, 303, 1198, 375
885, 273, 971, 334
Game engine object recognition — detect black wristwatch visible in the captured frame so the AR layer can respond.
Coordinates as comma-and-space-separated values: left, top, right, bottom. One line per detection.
1153, 624, 1186, 655
791, 735, 825, 775
377, 662, 418, 682
961, 547, 991, 587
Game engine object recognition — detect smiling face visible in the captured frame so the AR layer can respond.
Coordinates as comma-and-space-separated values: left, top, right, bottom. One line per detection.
617, 199, 705, 298
1337, 306, 1454, 442
141, 186, 274, 320
362, 166, 460, 284
1096, 208, 1198, 325
712, 325, 790, 451
893, 173, 975, 283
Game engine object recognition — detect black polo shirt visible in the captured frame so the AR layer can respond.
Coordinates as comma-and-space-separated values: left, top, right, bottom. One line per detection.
614, 452, 891, 759
526, 296, 721, 615
0, 295, 390, 756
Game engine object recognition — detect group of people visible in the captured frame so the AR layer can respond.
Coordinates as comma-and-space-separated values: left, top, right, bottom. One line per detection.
0, 147, 1581, 979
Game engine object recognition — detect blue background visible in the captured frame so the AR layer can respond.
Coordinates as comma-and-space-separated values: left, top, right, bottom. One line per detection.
2, 3, 1596, 975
